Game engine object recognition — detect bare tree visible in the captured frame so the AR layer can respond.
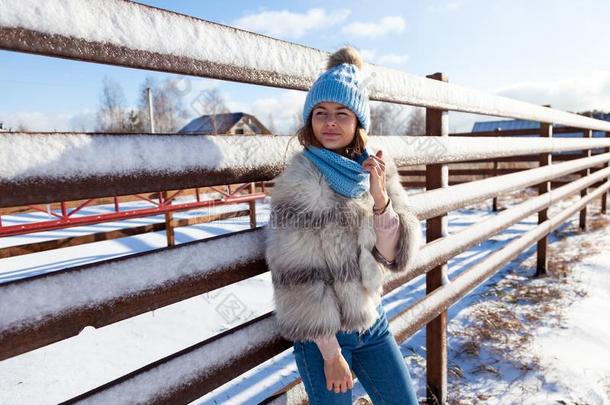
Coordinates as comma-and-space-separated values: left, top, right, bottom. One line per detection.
96, 77, 129, 132
136, 77, 190, 133
576, 109, 610, 118
369, 102, 409, 135
288, 111, 304, 135
266, 113, 277, 135
189, 88, 229, 134
125, 109, 142, 132
15, 122, 29, 132
405, 108, 426, 136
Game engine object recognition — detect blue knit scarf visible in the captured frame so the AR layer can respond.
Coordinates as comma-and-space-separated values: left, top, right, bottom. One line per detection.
304, 146, 371, 198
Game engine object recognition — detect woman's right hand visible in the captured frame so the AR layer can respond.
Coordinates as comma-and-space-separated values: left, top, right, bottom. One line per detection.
323, 352, 353, 393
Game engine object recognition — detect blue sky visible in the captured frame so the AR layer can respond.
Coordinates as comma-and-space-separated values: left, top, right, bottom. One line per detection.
2, 0, 610, 132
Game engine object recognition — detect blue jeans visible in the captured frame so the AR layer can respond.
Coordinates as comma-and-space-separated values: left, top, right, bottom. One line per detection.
292, 304, 419, 404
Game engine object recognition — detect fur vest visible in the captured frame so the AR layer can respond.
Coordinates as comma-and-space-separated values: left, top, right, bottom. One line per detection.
265, 148, 422, 342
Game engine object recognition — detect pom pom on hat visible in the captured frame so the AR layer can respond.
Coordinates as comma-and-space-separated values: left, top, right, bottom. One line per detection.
327, 46, 363, 70
303, 46, 370, 132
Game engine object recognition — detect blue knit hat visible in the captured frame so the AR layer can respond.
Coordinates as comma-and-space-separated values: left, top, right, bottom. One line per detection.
303, 47, 370, 132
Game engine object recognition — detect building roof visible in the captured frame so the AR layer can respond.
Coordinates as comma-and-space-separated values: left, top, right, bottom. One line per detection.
472, 113, 610, 139
178, 112, 268, 134
472, 119, 540, 132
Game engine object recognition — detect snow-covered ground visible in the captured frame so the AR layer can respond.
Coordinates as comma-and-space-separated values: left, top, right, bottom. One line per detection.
410, 200, 610, 405
0, 191, 608, 404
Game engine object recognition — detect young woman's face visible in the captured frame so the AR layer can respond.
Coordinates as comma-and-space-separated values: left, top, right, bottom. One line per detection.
311, 102, 358, 154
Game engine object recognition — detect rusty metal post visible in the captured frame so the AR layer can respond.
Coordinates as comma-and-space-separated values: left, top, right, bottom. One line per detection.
492, 160, 499, 212
602, 131, 609, 215
249, 183, 257, 229
580, 128, 593, 230
425, 72, 448, 405
536, 123, 553, 277
162, 191, 175, 246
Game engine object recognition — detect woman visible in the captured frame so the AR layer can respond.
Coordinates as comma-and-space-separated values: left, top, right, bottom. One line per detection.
265, 46, 421, 404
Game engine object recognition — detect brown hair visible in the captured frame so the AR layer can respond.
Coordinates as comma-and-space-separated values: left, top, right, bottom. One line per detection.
296, 117, 368, 160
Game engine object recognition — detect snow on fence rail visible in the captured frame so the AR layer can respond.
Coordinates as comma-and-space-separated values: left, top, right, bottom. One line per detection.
1, 1, 610, 404
2, 133, 610, 208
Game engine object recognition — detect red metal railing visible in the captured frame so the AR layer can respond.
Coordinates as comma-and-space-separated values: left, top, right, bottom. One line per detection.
0, 186, 265, 237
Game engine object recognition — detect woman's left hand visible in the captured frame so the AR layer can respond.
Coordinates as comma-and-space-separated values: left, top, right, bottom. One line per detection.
362, 149, 389, 207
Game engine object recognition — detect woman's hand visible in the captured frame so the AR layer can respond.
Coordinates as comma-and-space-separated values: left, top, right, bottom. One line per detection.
323, 352, 353, 393
363, 149, 389, 208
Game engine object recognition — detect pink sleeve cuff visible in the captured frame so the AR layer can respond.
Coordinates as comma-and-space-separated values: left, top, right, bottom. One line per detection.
373, 201, 400, 231
373, 203, 400, 262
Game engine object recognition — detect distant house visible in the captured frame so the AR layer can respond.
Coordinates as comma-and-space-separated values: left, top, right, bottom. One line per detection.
0, 122, 9, 132
472, 113, 610, 139
472, 113, 610, 154
178, 112, 271, 135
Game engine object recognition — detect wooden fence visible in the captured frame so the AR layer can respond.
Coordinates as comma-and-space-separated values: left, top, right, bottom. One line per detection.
1, 1, 610, 404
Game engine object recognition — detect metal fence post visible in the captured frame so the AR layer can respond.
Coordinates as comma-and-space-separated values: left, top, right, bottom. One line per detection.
492, 160, 499, 212
536, 123, 553, 277
425, 72, 448, 405
602, 131, 609, 215
580, 128, 593, 230
249, 183, 257, 229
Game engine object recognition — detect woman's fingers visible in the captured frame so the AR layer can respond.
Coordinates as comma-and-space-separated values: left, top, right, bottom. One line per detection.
335, 379, 349, 393
365, 157, 385, 169
332, 380, 341, 393
363, 158, 385, 173
327, 378, 340, 392
328, 377, 352, 393
370, 155, 385, 166
369, 165, 381, 179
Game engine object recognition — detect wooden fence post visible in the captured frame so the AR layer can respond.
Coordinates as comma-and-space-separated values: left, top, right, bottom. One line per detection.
536, 123, 553, 277
249, 183, 257, 229
425, 72, 448, 405
162, 191, 175, 246
602, 131, 609, 215
580, 128, 593, 230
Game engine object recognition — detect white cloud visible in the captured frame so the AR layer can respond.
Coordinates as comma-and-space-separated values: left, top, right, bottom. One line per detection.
342, 16, 406, 38
250, 90, 306, 135
378, 53, 409, 66
360, 48, 377, 62
359, 49, 409, 67
448, 71, 610, 133
69, 110, 97, 131
427, 1, 463, 13
233, 8, 351, 39
494, 71, 610, 113
0, 110, 95, 132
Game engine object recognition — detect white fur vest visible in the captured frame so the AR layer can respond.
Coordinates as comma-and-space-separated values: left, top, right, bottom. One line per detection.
265, 148, 422, 342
